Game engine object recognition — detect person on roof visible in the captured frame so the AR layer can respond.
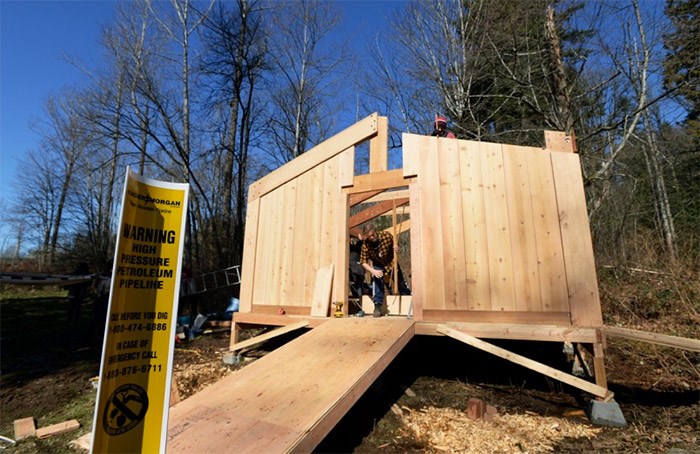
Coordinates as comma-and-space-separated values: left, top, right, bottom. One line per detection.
430, 115, 456, 138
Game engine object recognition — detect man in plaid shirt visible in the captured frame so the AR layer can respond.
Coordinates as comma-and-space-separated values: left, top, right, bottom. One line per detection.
360, 222, 411, 317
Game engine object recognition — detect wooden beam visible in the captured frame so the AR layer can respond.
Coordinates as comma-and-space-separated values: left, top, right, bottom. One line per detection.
437, 325, 611, 400
349, 190, 384, 207
600, 326, 700, 352
345, 169, 410, 194
422, 310, 572, 325
229, 321, 310, 353
364, 189, 410, 203
369, 116, 388, 172
439, 323, 597, 343
348, 198, 409, 229
249, 113, 379, 201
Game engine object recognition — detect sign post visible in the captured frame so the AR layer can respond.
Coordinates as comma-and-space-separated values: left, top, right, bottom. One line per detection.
91, 167, 189, 453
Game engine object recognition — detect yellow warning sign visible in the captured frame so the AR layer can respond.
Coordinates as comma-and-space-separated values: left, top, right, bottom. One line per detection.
91, 167, 189, 453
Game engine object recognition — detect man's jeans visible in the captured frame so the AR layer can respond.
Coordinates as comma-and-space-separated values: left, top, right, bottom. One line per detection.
371, 265, 411, 307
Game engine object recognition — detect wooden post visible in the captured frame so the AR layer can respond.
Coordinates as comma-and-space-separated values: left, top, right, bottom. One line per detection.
392, 200, 398, 294
592, 331, 609, 399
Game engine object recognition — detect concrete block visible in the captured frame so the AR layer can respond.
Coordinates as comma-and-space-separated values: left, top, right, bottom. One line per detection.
484, 404, 498, 421
467, 398, 485, 420
222, 351, 241, 365
588, 399, 627, 428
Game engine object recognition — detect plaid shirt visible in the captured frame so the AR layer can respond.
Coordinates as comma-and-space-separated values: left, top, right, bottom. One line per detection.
360, 230, 394, 269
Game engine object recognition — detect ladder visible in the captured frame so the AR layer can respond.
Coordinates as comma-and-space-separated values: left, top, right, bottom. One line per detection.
183, 265, 241, 295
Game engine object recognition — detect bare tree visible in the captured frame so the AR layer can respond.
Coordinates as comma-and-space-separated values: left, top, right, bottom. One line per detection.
197, 0, 268, 269
22, 92, 95, 266
264, 0, 347, 166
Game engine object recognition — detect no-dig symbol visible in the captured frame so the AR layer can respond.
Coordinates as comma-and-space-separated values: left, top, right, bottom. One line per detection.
103, 383, 149, 436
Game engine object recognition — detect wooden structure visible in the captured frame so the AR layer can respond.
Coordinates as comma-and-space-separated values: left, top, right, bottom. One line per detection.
233, 112, 601, 336
232, 111, 608, 388
167, 113, 614, 452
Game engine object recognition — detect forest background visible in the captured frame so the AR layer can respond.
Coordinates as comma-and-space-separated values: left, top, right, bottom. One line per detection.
0, 0, 697, 297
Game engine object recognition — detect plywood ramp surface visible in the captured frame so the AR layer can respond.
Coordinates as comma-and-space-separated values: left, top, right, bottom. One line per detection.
167, 318, 415, 453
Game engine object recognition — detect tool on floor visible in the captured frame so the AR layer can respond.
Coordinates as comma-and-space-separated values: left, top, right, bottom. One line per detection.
332, 301, 344, 318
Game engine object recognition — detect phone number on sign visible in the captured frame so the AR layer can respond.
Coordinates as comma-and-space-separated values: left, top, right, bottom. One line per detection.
110, 322, 167, 334
105, 364, 163, 380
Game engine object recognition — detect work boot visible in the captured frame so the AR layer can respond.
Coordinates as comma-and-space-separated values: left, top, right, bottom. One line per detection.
373, 306, 382, 317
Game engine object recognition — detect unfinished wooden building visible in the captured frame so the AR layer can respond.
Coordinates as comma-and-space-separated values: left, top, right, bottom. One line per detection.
167, 113, 612, 452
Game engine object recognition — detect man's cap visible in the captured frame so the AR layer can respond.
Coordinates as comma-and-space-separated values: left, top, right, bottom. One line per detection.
435, 115, 448, 127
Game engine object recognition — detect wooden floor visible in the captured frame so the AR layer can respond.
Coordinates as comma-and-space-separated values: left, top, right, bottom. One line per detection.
167, 317, 415, 453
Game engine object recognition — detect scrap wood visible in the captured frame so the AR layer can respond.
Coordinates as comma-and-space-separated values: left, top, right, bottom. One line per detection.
69, 432, 92, 451
13, 417, 35, 440
35, 419, 80, 439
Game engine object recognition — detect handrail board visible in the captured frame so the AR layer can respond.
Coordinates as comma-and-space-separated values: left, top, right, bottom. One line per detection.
600, 326, 700, 352
229, 320, 310, 353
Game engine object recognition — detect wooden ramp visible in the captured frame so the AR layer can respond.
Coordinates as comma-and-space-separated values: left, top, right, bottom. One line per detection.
167, 318, 415, 453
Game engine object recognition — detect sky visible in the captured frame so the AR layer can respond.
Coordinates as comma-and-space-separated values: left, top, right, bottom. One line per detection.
0, 0, 406, 246
1, 0, 118, 214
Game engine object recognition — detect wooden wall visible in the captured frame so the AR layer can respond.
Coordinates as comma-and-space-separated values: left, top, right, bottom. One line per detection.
403, 133, 602, 326
238, 114, 379, 315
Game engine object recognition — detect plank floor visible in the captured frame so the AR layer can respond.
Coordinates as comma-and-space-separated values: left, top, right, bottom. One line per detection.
167, 317, 415, 453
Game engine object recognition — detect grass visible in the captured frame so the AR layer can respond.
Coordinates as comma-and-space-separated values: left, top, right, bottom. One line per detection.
1, 287, 101, 453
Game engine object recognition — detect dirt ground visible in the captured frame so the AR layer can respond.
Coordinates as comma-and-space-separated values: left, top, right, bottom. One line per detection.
1, 289, 698, 453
